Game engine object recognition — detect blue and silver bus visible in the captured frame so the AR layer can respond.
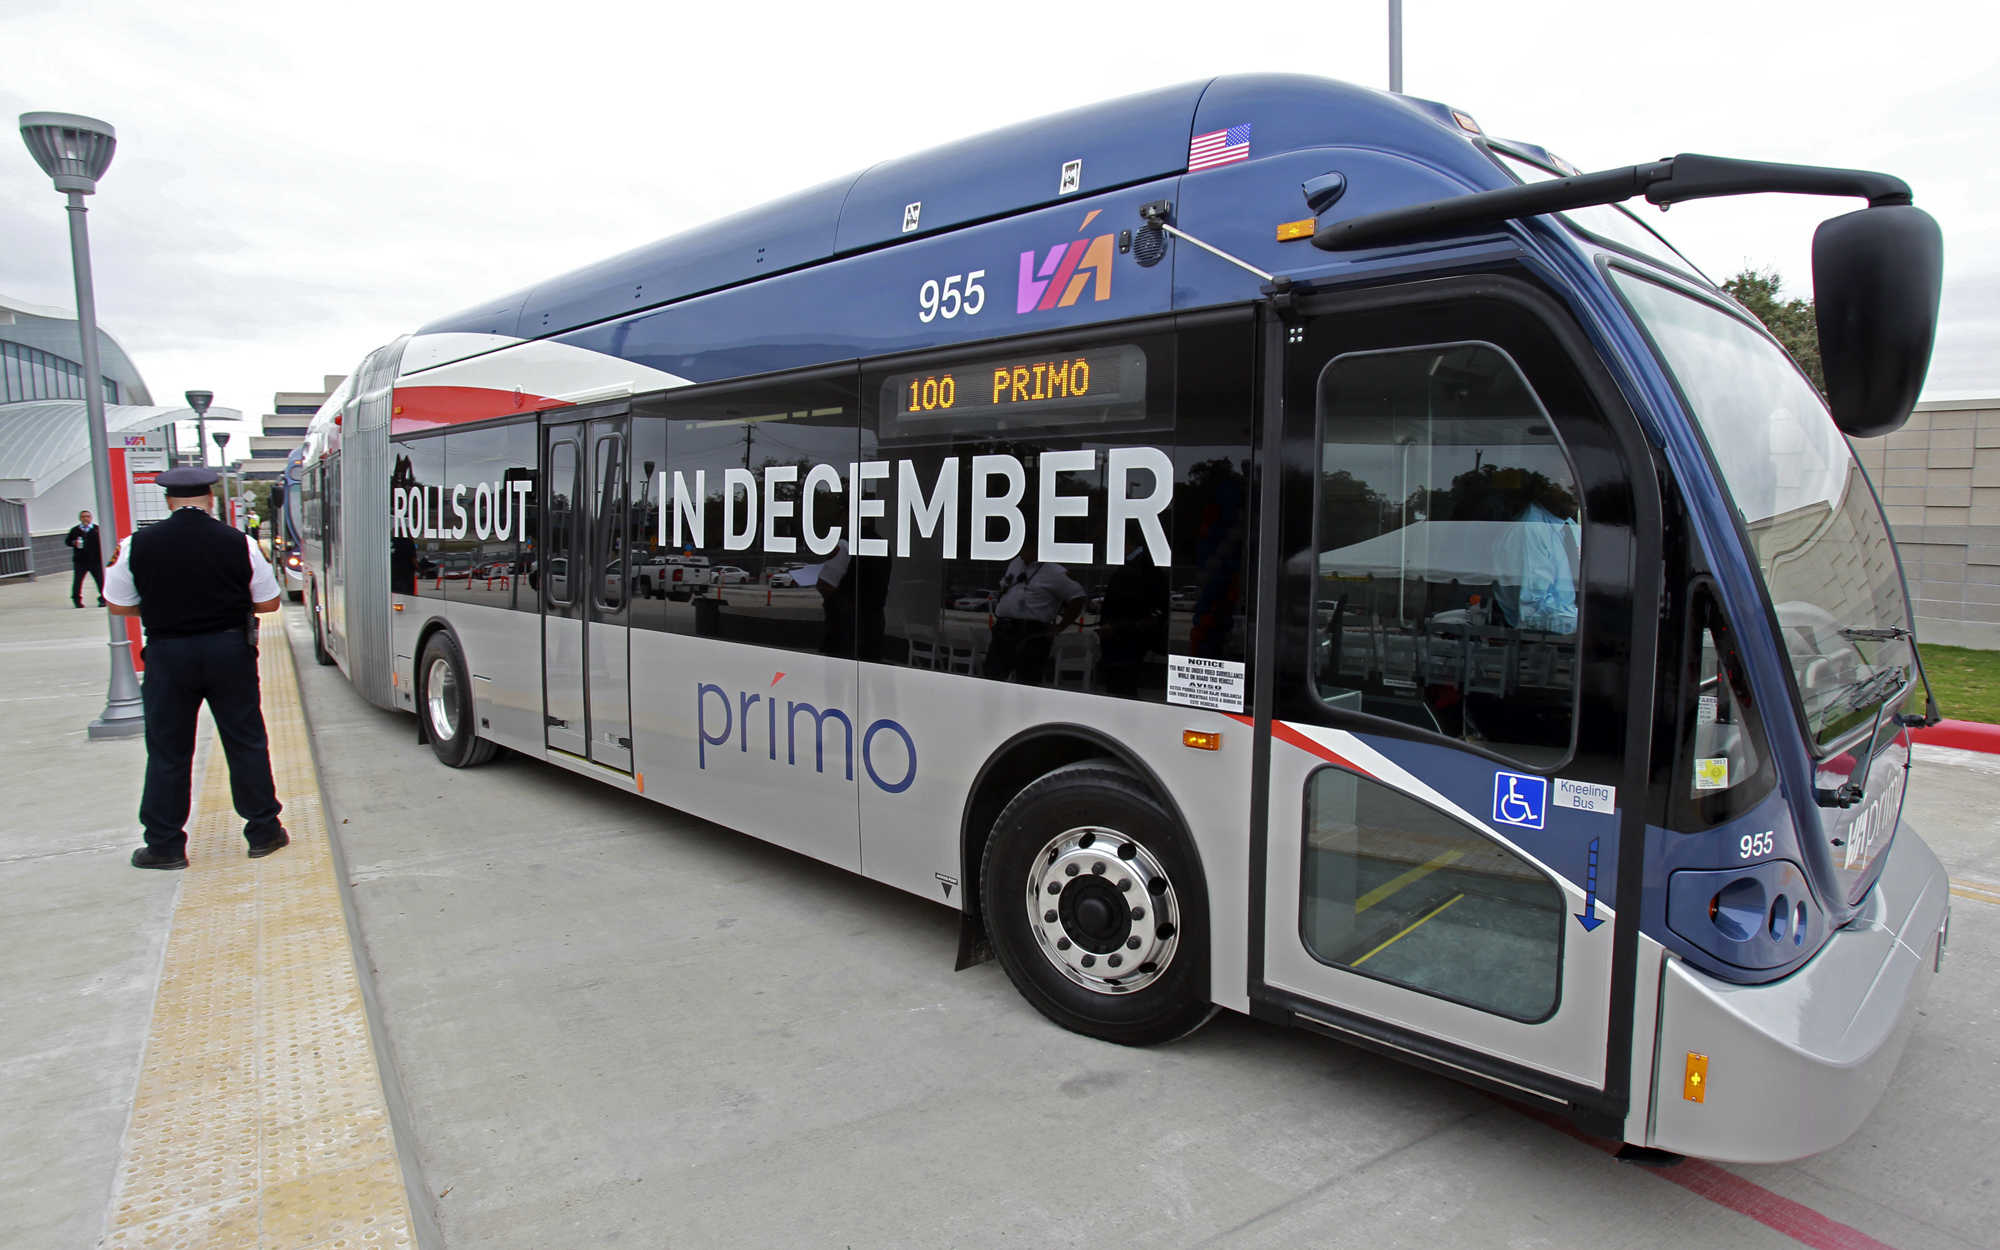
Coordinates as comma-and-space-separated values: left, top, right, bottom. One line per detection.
297, 74, 1951, 1164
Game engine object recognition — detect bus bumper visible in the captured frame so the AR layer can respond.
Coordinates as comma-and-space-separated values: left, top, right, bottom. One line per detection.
1648, 825, 1950, 1164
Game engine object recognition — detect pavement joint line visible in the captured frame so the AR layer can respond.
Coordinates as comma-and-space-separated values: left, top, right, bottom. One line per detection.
1947, 877, 2000, 906
100, 625, 417, 1250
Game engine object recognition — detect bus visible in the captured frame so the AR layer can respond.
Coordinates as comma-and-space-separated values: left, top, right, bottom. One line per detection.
274, 443, 308, 600
296, 74, 1951, 1165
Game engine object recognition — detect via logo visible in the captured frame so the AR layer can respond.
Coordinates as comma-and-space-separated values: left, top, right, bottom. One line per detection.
1492, 770, 1547, 830
1018, 210, 1115, 315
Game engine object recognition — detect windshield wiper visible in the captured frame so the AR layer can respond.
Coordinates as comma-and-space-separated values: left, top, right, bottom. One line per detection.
1839, 626, 1913, 642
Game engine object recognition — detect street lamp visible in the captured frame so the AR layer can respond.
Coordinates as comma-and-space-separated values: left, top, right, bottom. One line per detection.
19, 110, 143, 739
213, 432, 232, 526
186, 389, 213, 468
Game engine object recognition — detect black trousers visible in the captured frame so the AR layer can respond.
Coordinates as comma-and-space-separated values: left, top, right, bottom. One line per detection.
983, 617, 1056, 683
139, 631, 284, 856
71, 561, 102, 603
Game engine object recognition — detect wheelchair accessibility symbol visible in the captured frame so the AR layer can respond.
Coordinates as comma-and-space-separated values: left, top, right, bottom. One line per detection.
1492, 771, 1547, 830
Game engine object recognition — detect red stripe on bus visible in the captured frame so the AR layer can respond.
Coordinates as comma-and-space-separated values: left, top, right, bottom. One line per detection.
1270, 719, 1375, 779
1509, 1102, 1898, 1250
390, 385, 562, 433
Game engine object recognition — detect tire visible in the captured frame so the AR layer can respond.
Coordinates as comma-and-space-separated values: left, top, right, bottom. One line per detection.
309, 584, 335, 667
980, 761, 1215, 1046
418, 632, 497, 768
287, 588, 303, 603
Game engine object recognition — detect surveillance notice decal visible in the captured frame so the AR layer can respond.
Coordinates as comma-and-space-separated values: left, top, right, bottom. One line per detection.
1168, 655, 1245, 713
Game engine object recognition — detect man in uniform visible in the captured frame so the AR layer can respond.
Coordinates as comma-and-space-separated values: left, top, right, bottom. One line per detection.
983, 555, 1086, 685
64, 509, 105, 607
104, 466, 289, 870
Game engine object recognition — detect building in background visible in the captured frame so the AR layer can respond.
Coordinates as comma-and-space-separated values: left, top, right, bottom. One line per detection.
240, 376, 343, 483
0, 292, 239, 576
1850, 396, 2000, 649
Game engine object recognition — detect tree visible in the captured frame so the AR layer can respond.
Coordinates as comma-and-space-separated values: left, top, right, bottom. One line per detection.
1721, 268, 1823, 394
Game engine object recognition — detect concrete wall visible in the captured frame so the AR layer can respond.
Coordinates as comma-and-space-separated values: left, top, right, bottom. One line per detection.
1848, 397, 2000, 649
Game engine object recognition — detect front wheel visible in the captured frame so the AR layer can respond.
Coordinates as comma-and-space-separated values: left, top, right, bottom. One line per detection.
981, 761, 1214, 1046
418, 632, 496, 768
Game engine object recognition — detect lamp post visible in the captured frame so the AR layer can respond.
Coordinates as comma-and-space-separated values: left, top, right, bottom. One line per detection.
186, 389, 213, 468
19, 111, 143, 739
1388, 0, 1404, 93
213, 431, 232, 527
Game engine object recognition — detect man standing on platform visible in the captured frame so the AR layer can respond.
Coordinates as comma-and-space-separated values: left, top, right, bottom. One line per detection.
65, 509, 105, 607
103, 466, 289, 870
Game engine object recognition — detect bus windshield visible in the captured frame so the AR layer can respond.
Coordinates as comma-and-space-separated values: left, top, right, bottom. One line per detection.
1613, 270, 1914, 747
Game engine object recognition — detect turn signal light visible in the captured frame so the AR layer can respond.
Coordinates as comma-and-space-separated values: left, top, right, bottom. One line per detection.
1276, 218, 1316, 241
1182, 730, 1222, 751
1684, 1052, 1708, 1103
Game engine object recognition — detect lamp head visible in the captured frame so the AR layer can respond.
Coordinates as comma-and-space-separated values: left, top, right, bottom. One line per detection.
212, 431, 230, 450
184, 390, 213, 417
18, 112, 116, 195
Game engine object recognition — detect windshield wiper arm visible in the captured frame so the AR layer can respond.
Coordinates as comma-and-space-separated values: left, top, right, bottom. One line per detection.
1839, 626, 1912, 642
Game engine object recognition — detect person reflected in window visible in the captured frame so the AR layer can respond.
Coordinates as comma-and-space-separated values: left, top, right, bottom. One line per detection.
1096, 544, 1167, 696
985, 557, 1085, 684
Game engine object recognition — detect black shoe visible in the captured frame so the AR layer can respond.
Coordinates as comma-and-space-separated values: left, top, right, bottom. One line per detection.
72, 600, 83, 608
97, 597, 107, 607
248, 830, 290, 859
132, 847, 188, 870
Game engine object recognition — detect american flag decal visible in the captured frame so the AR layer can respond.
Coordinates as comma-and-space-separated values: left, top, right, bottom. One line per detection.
1189, 123, 1251, 172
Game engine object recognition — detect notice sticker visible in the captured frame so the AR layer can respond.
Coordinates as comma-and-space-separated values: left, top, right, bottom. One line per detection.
1694, 757, 1730, 790
1697, 694, 1718, 725
1553, 778, 1616, 814
1168, 655, 1245, 713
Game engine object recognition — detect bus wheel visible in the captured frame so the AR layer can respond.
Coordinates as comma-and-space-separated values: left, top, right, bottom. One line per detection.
981, 761, 1214, 1046
418, 633, 496, 768
309, 585, 335, 667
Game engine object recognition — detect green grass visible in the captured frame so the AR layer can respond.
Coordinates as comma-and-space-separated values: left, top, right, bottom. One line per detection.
1918, 644, 2000, 725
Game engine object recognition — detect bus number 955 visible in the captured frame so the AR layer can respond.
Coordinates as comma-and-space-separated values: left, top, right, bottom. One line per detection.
918, 271, 986, 323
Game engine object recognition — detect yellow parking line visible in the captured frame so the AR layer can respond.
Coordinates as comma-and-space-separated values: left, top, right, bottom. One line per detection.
104, 628, 415, 1249
1355, 849, 1465, 914
1352, 893, 1466, 967
1950, 878, 2000, 907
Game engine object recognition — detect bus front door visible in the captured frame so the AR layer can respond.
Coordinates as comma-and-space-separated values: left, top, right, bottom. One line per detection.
1257, 283, 1653, 1117
541, 417, 634, 770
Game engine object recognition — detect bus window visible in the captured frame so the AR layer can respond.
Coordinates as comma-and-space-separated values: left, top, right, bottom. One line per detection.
440, 421, 535, 612
858, 324, 1253, 702
1314, 343, 1581, 768
545, 439, 579, 607
389, 435, 446, 600
1673, 586, 1776, 828
638, 373, 859, 656
1302, 765, 1564, 1022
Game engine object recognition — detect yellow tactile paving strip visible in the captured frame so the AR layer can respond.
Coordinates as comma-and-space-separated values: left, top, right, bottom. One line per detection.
104, 630, 414, 1250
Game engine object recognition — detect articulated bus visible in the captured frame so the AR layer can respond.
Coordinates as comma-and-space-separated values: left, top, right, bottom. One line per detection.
297, 74, 1951, 1164
274, 444, 308, 600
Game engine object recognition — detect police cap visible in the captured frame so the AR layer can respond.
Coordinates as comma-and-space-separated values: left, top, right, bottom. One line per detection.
157, 465, 221, 497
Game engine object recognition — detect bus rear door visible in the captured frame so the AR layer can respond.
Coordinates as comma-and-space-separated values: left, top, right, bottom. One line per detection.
1257, 279, 1655, 1112
542, 414, 634, 770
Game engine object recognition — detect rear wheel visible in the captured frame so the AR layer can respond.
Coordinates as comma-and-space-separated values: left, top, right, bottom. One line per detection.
309, 583, 334, 667
980, 761, 1214, 1046
419, 632, 496, 768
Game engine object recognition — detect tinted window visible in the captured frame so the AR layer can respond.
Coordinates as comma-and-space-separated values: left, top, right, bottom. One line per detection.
441, 422, 534, 611
389, 435, 445, 599
1303, 767, 1564, 1021
545, 439, 579, 607
636, 375, 859, 656
1314, 343, 1581, 767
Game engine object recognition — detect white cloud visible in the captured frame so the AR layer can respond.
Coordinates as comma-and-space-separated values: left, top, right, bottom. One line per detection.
2, 0, 1995, 450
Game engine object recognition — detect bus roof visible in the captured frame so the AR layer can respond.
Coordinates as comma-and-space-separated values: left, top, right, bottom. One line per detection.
415, 74, 1496, 346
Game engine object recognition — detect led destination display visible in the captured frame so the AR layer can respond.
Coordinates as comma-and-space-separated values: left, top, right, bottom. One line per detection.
881, 343, 1147, 436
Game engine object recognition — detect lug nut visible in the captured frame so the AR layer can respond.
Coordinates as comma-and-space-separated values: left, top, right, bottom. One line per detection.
1065, 864, 1079, 877
1127, 936, 1141, 950
1080, 954, 1095, 968
1091, 862, 1106, 875
1118, 878, 1131, 891
1057, 937, 1072, 951
1130, 907, 1145, 921
1048, 882, 1062, 895
1044, 909, 1058, 923
1108, 954, 1122, 968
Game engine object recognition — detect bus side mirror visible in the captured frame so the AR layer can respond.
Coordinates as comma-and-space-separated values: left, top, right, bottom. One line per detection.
1812, 204, 1942, 439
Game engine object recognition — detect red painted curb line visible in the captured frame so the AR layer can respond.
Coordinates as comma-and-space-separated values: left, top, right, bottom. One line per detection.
1911, 718, 2000, 754
1507, 1102, 1897, 1250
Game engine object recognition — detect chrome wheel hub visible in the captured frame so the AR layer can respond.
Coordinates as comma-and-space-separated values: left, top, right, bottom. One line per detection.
426, 656, 458, 740
1025, 826, 1180, 995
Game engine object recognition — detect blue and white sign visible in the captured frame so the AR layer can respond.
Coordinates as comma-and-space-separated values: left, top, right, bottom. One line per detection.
1492, 771, 1548, 830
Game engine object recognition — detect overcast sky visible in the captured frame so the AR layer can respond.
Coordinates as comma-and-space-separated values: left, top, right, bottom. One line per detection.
2, 0, 1995, 455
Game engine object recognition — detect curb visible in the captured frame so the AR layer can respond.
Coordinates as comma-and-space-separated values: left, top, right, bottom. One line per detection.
1912, 718, 2000, 754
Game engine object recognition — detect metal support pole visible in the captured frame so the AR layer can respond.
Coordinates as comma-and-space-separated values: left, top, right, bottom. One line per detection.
1389, 0, 1404, 93
65, 190, 145, 738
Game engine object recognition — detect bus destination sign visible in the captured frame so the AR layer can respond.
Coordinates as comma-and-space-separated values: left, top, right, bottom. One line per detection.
881, 343, 1146, 436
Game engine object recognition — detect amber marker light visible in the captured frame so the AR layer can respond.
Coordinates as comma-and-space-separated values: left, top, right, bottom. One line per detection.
1276, 218, 1316, 241
1183, 729, 1222, 751
1684, 1052, 1708, 1103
